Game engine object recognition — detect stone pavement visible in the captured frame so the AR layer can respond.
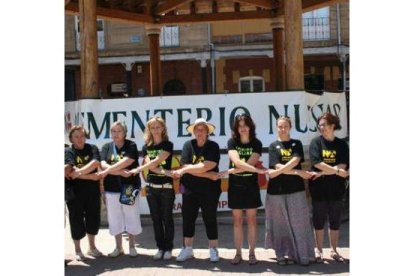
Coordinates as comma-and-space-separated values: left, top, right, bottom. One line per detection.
65, 210, 349, 275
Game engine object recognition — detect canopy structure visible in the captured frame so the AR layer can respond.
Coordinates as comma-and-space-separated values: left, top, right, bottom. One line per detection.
65, 0, 347, 97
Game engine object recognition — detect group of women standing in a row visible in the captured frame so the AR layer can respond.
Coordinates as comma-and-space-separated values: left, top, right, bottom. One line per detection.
64, 111, 349, 266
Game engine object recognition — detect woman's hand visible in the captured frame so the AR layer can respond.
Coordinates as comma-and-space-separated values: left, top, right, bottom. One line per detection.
129, 167, 142, 176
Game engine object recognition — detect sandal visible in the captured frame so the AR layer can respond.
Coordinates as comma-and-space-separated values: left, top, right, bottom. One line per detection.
249, 253, 258, 265
231, 254, 242, 265
277, 258, 287, 265
315, 251, 324, 263
286, 258, 295, 265
330, 251, 345, 263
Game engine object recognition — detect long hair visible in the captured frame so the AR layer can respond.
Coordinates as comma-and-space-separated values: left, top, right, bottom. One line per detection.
144, 116, 169, 146
231, 113, 256, 141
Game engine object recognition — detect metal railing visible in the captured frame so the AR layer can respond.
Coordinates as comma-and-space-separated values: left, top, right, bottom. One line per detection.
302, 17, 330, 41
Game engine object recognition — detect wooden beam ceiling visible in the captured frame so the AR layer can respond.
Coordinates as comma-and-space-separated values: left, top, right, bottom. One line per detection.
65, 0, 348, 25
153, 0, 193, 15
157, 10, 278, 24
236, 0, 275, 9
302, 0, 348, 12
65, 2, 154, 24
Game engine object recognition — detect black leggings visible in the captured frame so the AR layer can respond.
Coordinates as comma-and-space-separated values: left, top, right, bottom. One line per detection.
182, 189, 221, 240
312, 200, 343, 231
66, 189, 101, 240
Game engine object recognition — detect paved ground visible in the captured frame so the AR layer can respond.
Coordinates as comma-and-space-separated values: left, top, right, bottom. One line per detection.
65, 210, 349, 275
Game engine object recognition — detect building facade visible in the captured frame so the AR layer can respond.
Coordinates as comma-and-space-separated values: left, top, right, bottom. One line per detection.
65, 3, 349, 100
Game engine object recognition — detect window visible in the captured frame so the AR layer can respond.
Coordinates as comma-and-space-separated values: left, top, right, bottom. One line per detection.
304, 74, 324, 91
302, 7, 330, 41
160, 26, 179, 47
75, 16, 105, 51
239, 76, 265, 93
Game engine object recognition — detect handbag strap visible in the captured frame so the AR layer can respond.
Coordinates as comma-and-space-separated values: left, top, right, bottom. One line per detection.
112, 142, 123, 187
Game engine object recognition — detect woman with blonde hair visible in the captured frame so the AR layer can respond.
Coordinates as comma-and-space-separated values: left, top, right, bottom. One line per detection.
130, 116, 175, 260
99, 121, 142, 258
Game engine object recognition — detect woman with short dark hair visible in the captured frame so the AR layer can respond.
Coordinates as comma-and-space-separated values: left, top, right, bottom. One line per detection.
65, 125, 102, 261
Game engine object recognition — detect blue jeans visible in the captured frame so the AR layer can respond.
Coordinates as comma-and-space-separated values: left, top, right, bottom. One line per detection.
146, 186, 176, 251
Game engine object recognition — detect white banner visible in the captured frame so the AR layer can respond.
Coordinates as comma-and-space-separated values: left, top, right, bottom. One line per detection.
64, 91, 347, 149
65, 91, 348, 214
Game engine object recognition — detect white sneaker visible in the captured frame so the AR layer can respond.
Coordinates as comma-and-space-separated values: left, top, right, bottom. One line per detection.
176, 247, 194, 262
163, 250, 172, 260
153, 250, 164, 260
129, 247, 138, 257
209, 247, 219, 262
108, 248, 124, 258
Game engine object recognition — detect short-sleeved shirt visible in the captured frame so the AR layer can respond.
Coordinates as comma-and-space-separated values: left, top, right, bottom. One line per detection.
180, 139, 221, 193
142, 140, 173, 184
100, 139, 140, 192
267, 139, 305, 195
64, 143, 101, 193
227, 137, 262, 186
309, 135, 349, 202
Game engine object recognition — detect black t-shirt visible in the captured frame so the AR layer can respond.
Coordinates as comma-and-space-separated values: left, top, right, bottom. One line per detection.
64, 143, 101, 193
100, 139, 140, 192
227, 137, 262, 186
142, 140, 173, 184
267, 139, 305, 195
309, 135, 349, 201
180, 139, 221, 193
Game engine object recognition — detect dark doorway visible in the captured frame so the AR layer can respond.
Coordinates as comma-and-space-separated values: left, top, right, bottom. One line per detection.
163, 79, 186, 95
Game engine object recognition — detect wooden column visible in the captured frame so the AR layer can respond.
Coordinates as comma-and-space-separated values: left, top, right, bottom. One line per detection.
146, 24, 162, 96
284, 0, 304, 90
271, 17, 285, 91
79, 0, 98, 98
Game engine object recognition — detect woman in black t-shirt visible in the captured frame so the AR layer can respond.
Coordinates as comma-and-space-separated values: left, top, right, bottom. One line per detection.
309, 112, 349, 263
129, 116, 175, 261
221, 114, 266, 265
99, 121, 142, 258
65, 125, 102, 261
172, 118, 221, 263
266, 116, 315, 265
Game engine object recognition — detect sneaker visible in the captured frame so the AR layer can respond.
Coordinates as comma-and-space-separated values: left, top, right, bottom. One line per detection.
176, 247, 194, 262
129, 247, 138, 257
163, 250, 172, 260
153, 250, 164, 260
108, 248, 124, 258
87, 248, 103, 257
75, 251, 86, 261
209, 247, 219, 262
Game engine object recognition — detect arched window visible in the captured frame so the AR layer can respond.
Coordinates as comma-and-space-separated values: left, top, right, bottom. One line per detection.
163, 79, 186, 95
239, 76, 265, 93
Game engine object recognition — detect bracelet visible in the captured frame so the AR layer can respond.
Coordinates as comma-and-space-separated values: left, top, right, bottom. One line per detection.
336, 169, 340, 175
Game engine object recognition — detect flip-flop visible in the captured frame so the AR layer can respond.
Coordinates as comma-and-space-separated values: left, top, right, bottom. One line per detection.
231, 254, 242, 265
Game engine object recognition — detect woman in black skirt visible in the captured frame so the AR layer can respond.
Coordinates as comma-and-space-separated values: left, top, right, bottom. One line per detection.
221, 114, 266, 265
